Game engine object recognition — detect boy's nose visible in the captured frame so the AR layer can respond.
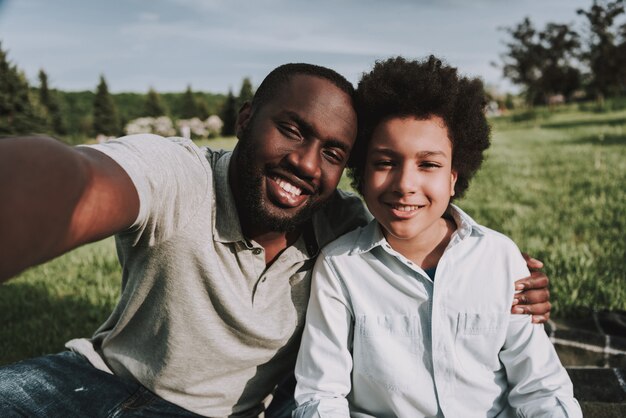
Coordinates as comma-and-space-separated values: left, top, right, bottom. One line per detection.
393, 166, 419, 195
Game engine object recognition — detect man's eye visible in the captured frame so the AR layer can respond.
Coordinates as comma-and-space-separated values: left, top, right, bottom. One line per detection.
323, 149, 345, 164
278, 124, 301, 139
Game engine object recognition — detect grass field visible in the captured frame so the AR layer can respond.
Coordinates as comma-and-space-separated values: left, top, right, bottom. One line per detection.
1, 107, 625, 365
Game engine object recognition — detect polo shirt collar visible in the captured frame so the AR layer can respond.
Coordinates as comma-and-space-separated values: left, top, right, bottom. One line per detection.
213, 152, 245, 244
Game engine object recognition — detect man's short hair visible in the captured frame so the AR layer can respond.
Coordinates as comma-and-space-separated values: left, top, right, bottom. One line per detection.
348, 56, 491, 199
250, 63, 355, 110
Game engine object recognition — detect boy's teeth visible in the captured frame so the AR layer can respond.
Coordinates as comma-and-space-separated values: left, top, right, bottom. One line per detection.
276, 178, 302, 196
393, 204, 419, 212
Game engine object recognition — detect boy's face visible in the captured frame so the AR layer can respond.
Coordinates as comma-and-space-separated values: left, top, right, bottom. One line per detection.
362, 116, 457, 247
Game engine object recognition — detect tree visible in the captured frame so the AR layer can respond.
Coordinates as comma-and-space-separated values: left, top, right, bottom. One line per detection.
499, 18, 544, 105
237, 77, 254, 110
143, 87, 167, 117
537, 24, 582, 101
0, 43, 45, 135
577, 0, 626, 99
93, 75, 120, 136
38, 69, 66, 135
618, 23, 626, 90
499, 17, 582, 105
196, 97, 210, 120
220, 89, 238, 137
180, 85, 198, 119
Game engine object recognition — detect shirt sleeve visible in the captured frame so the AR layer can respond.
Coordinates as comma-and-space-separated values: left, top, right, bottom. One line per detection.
83, 134, 212, 245
293, 254, 353, 418
499, 252, 582, 417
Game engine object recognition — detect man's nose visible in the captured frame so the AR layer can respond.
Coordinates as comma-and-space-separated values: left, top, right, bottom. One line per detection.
286, 143, 321, 180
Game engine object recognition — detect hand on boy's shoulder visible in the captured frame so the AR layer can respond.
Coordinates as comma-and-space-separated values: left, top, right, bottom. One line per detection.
512, 254, 551, 323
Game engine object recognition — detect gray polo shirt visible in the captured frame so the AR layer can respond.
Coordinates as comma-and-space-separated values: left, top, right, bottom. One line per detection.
66, 134, 370, 417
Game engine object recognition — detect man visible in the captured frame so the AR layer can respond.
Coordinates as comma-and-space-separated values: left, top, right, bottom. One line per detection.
0, 63, 550, 417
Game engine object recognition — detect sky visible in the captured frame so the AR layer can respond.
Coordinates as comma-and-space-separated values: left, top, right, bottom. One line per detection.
0, 0, 592, 94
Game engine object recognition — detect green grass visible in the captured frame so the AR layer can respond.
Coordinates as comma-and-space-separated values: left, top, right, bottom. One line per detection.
0, 239, 121, 364
1, 106, 624, 364
462, 108, 626, 315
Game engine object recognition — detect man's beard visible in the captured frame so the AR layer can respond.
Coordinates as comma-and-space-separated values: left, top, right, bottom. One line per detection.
235, 131, 327, 233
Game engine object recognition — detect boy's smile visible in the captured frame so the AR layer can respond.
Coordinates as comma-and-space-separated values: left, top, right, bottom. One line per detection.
363, 116, 457, 255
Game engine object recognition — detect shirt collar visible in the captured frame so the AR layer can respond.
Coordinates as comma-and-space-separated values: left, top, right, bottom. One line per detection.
213, 152, 245, 244
447, 203, 485, 240
349, 220, 387, 255
349, 203, 484, 256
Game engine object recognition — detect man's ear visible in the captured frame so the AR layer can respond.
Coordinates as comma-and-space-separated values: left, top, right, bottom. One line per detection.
235, 102, 252, 140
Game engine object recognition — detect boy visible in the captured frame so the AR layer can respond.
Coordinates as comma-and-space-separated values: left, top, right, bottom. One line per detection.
293, 57, 581, 417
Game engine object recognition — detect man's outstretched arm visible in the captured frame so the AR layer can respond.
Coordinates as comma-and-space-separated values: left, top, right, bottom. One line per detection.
0, 136, 138, 281
513, 255, 551, 323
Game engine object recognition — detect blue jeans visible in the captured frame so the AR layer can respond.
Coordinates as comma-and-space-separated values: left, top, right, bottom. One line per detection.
0, 351, 295, 417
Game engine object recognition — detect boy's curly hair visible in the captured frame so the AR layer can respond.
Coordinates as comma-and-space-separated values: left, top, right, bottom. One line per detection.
347, 56, 491, 199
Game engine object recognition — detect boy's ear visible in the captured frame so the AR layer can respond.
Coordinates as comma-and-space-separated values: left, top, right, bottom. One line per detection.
235, 102, 252, 140
450, 170, 458, 197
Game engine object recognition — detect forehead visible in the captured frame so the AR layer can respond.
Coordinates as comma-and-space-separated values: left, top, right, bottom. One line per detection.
261, 74, 357, 136
370, 116, 452, 153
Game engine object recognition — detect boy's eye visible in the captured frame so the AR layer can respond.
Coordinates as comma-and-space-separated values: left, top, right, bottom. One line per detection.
420, 161, 442, 169
373, 160, 394, 168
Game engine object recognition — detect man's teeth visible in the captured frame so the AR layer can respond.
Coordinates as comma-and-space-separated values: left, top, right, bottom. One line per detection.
276, 178, 302, 196
392, 204, 420, 212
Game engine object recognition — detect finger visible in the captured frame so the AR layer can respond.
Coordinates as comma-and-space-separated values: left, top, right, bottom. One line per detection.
514, 288, 550, 305
532, 314, 550, 324
515, 271, 549, 291
511, 301, 551, 316
521, 252, 544, 270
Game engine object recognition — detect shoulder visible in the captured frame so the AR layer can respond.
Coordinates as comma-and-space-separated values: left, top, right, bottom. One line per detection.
451, 205, 523, 259
312, 189, 372, 248
85, 134, 213, 173
466, 223, 530, 282
476, 225, 524, 256
320, 225, 365, 259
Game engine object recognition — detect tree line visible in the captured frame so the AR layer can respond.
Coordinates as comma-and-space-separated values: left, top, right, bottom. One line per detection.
499, 0, 626, 106
0, 42, 254, 143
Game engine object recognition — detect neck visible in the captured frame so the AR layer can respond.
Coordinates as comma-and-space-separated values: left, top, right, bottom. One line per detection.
229, 148, 301, 265
385, 217, 456, 269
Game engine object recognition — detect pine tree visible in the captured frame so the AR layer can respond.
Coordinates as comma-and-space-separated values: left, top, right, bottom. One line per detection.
196, 97, 210, 120
38, 69, 66, 135
237, 77, 254, 109
0, 43, 45, 134
180, 85, 198, 119
220, 89, 238, 137
93, 75, 120, 136
143, 87, 167, 117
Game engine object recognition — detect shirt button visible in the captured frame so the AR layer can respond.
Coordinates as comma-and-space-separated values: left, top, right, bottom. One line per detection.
252, 248, 262, 255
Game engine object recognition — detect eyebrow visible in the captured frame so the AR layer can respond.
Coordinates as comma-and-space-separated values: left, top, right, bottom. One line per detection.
282, 111, 351, 152
370, 147, 448, 158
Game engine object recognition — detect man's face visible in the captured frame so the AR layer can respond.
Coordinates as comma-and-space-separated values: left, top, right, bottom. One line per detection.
233, 74, 357, 233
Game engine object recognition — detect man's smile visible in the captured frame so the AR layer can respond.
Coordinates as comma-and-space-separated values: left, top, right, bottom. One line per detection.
266, 174, 313, 208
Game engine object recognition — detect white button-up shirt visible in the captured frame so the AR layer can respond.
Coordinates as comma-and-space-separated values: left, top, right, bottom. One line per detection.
294, 205, 581, 418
